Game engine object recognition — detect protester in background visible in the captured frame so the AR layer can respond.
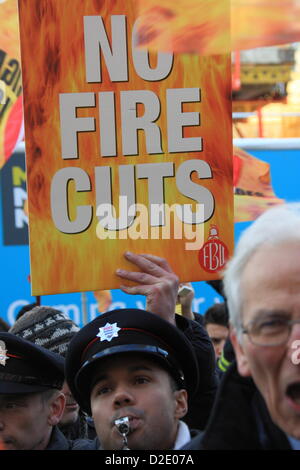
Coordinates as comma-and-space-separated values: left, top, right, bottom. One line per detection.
184, 203, 300, 450
0, 333, 68, 450
9, 306, 93, 440
176, 282, 231, 378
115, 252, 217, 430
201, 282, 234, 378
203, 303, 229, 360
66, 308, 200, 450
216, 337, 236, 378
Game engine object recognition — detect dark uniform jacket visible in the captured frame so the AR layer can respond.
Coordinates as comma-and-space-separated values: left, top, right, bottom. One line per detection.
46, 426, 74, 450
72, 428, 200, 450
182, 362, 292, 450
72, 437, 99, 450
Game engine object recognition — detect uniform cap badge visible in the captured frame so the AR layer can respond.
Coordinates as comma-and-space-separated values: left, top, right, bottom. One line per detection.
96, 322, 121, 342
0, 340, 9, 366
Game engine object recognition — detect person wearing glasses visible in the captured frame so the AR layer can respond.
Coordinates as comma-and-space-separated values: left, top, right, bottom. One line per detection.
183, 202, 300, 450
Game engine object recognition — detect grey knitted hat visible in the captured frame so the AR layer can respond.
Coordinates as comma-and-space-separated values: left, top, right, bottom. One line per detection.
9, 306, 80, 357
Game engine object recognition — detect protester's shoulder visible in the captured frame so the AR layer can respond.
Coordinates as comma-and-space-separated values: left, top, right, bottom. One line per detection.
191, 312, 204, 326
181, 431, 204, 450
45, 426, 72, 450
175, 313, 211, 343
71, 437, 100, 450
175, 314, 216, 368
86, 415, 97, 440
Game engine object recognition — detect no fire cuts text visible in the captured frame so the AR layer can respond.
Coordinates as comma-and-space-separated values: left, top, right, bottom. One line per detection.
51, 15, 215, 235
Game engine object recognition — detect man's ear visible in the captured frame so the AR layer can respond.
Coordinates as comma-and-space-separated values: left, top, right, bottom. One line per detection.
174, 389, 188, 419
230, 329, 251, 377
47, 391, 66, 426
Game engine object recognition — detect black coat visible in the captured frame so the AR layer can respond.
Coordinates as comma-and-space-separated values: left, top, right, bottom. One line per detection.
182, 362, 291, 450
72, 429, 200, 450
72, 437, 99, 450
46, 426, 74, 450
175, 315, 218, 430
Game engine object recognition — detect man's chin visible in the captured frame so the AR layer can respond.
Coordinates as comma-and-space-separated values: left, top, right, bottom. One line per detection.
280, 420, 300, 440
273, 408, 300, 440
281, 425, 300, 440
106, 429, 145, 450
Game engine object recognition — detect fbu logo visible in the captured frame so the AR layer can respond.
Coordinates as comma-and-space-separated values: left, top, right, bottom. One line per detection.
198, 225, 229, 273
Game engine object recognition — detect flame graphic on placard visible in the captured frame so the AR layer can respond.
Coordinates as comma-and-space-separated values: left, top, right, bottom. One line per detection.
136, 0, 300, 54
19, 0, 233, 294
136, 0, 230, 55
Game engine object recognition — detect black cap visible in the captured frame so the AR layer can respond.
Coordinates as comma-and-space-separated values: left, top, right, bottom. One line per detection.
0, 332, 65, 394
65, 309, 199, 414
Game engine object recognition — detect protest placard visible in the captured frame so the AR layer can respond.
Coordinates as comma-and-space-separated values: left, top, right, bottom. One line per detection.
18, 0, 233, 294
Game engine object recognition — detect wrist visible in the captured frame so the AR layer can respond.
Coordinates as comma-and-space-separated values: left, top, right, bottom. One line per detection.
181, 305, 194, 320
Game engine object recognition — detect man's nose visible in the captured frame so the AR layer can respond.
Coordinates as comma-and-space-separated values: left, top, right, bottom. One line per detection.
113, 387, 135, 407
215, 344, 222, 358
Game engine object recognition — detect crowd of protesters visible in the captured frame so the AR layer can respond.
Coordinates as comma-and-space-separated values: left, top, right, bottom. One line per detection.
0, 202, 300, 450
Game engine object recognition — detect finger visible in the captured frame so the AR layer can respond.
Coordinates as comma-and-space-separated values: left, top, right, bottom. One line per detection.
116, 269, 157, 285
139, 254, 173, 274
124, 252, 167, 278
119, 284, 152, 296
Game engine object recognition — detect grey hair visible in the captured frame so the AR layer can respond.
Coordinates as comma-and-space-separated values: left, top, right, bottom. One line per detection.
223, 202, 300, 342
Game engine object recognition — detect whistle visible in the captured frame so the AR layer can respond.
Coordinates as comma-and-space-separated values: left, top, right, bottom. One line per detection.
114, 416, 130, 450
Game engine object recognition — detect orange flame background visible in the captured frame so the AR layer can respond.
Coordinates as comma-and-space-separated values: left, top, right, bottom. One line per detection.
18, 0, 233, 295
136, 0, 300, 54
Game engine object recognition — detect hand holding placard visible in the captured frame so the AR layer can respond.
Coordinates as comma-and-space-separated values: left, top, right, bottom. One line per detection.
116, 252, 178, 326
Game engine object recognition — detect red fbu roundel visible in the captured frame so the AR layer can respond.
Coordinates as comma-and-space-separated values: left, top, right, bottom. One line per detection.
198, 225, 229, 273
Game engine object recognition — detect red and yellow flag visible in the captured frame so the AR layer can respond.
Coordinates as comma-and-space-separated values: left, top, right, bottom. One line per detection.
0, 0, 23, 169
136, 0, 300, 54
93, 290, 113, 313
233, 146, 284, 222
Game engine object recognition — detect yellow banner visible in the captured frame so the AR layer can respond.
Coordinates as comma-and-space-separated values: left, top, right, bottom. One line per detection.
0, 0, 23, 168
19, 0, 233, 295
136, 0, 300, 54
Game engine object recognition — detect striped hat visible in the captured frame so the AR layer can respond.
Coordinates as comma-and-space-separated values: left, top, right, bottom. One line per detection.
9, 306, 80, 357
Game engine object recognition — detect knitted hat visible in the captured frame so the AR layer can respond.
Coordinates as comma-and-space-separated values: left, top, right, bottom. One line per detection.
9, 306, 80, 357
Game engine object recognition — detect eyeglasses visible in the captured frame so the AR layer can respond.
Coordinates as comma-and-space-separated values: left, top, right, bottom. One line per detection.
242, 317, 300, 347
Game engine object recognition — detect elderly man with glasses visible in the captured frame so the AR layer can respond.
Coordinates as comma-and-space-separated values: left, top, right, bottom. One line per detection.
184, 203, 300, 450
